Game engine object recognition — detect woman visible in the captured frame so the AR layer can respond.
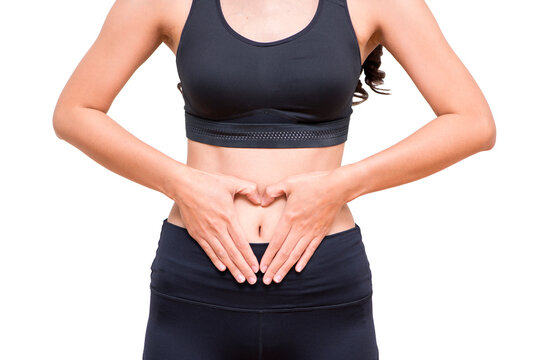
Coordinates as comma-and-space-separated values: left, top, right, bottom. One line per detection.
53, 0, 496, 358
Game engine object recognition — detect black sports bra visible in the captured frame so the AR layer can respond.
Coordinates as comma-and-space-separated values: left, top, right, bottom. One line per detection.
175, 0, 362, 148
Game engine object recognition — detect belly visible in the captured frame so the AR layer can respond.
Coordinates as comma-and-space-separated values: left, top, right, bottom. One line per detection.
167, 140, 356, 243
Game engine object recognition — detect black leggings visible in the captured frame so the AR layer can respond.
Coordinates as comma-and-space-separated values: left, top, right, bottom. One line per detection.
143, 218, 379, 359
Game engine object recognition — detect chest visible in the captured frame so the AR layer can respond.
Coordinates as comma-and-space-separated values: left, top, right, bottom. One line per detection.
175, 0, 362, 120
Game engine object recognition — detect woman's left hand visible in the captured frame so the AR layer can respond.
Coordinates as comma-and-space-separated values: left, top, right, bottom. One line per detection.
258, 168, 350, 285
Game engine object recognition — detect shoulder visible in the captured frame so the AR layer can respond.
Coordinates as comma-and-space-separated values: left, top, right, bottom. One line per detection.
344, 0, 385, 57
368, 0, 434, 44
109, 0, 192, 45
100, 0, 172, 43
108, 0, 170, 24
153, 0, 195, 52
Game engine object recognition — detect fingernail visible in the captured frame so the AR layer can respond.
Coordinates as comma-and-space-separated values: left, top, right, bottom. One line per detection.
218, 264, 226, 271
296, 264, 303, 272
260, 265, 267, 273
274, 274, 282, 283
263, 276, 271, 285
252, 265, 259, 273
237, 274, 245, 283
248, 276, 257, 284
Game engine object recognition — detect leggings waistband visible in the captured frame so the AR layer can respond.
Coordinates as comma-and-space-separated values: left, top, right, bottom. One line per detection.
149, 218, 373, 311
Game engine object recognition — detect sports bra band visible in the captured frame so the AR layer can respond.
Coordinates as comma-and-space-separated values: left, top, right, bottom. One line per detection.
185, 111, 351, 148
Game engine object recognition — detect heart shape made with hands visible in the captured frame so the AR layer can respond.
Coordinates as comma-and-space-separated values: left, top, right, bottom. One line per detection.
250, 181, 290, 208
233, 169, 340, 282
239, 170, 331, 208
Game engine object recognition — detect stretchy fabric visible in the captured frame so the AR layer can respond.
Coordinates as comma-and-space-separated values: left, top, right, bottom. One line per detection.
175, 0, 363, 148
143, 218, 379, 359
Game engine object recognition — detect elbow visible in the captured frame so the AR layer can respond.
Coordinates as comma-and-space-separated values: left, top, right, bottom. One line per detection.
52, 105, 72, 140
479, 114, 497, 151
463, 109, 496, 152
52, 116, 65, 140
483, 129, 496, 151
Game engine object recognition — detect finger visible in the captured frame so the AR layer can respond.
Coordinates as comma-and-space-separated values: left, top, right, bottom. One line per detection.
233, 178, 262, 205
260, 181, 288, 207
262, 229, 300, 285
219, 229, 258, 285
259, 214, 292, 273
228, 214, 259, 274
295, 235, 324, 272
273, 235, 312, 282
197, 238, 227, 272
206, 235, 245, 283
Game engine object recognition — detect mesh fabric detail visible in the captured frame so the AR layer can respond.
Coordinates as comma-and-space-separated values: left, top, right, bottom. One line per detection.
184, 112, 350, 148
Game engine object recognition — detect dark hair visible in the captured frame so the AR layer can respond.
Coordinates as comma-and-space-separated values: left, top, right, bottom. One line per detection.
352, 44, 391, 105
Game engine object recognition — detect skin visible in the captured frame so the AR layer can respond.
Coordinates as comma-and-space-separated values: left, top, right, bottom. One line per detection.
52, 0, 496, 287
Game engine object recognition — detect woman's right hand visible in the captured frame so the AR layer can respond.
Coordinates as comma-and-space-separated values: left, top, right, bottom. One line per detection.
172, 166, 262, 285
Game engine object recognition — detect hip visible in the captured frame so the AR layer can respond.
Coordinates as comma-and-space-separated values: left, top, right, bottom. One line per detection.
149, 218, 374, 311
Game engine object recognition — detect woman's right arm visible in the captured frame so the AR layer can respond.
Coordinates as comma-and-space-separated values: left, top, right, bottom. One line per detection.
52, 0, 259, 284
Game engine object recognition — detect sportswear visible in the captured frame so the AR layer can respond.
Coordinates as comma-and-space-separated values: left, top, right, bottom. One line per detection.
175, 0, 363, 148
142, 218, 379, 359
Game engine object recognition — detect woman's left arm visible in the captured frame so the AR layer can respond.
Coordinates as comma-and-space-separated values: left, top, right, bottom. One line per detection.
259, 0, 496, 284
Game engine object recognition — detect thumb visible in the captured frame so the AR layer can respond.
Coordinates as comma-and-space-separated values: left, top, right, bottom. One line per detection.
232, 178, 262, 205
260, 181, 288, 207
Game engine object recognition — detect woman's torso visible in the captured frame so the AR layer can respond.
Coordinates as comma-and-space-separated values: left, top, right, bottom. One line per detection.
168, 141, 356, 243
163, 0, 373, 243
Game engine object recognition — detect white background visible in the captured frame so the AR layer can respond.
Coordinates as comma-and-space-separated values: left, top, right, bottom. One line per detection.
1, 0, 539, 359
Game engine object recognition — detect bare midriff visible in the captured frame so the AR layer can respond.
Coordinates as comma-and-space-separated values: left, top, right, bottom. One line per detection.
166, 139, 356, 244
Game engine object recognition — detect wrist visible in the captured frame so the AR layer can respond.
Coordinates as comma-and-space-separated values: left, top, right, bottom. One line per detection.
162, 162, 195, 203
330, 162, 370, 203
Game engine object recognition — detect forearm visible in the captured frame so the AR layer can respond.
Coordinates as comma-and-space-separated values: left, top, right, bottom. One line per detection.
53, 106, 191, 202
335, 113, 496, 202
